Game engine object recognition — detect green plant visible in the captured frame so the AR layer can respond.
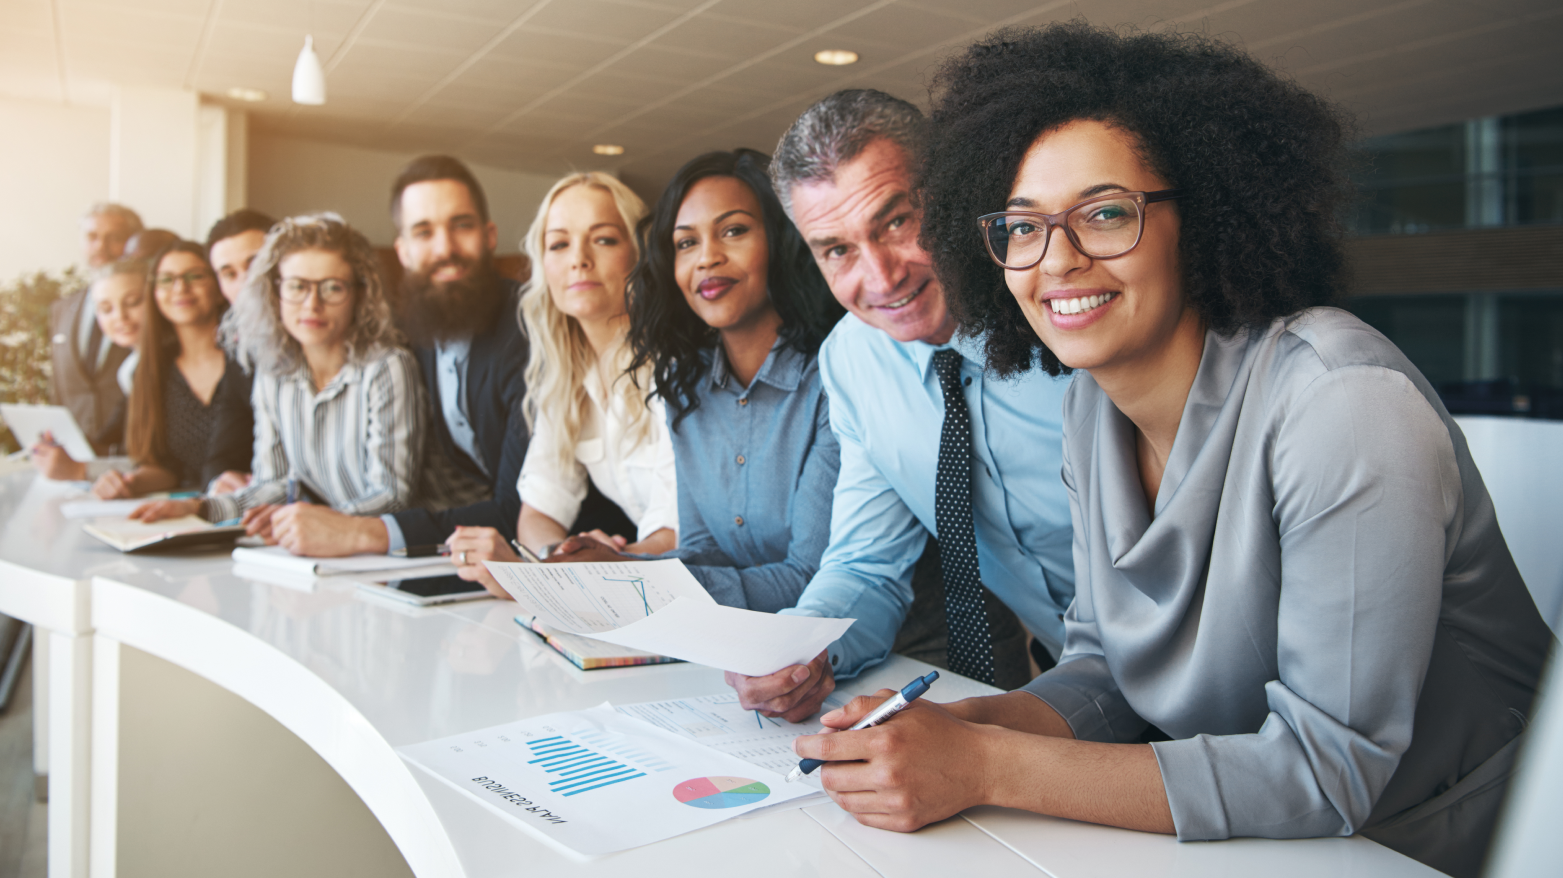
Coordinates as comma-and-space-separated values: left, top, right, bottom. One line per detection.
0, 268, 79, 453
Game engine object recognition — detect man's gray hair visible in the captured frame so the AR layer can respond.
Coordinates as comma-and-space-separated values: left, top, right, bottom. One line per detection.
83, 202, 144, 234
770, 89, 927, 218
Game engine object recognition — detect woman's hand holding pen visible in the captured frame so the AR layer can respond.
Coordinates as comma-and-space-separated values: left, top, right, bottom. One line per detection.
447, 526, 520, 599
794, 690, 994, 832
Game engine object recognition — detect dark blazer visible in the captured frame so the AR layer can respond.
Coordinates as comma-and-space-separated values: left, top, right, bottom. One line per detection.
48, 287, 130, 454
390, 279, 529, 546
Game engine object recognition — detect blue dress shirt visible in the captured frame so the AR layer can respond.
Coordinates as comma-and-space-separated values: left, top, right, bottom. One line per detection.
661, 340, 839, 613
779, 314, 1076, 679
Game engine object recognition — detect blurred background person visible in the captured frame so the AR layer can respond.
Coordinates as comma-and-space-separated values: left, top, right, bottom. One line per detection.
203, 208, 277, 494
89, 241, 251, 499
132, 215, 428, 553
50, 202, 141, 454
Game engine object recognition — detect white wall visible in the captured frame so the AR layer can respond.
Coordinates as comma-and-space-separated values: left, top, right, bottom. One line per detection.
248, 133, 560, 253
0, 96, 111, 281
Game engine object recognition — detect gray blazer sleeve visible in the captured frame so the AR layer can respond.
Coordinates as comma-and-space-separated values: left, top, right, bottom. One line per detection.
1149, 364, 1459, 841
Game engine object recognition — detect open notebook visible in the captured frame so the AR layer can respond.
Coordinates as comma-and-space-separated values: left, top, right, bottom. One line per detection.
82, 515, 245, 553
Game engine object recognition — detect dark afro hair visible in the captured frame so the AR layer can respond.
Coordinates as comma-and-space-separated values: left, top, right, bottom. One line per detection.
920, 22, 1353, 377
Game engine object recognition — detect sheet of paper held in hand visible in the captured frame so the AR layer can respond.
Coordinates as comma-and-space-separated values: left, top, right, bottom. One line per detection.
615, 692, 847, 784
398, 703, 815, 857
483, 559, 855, 676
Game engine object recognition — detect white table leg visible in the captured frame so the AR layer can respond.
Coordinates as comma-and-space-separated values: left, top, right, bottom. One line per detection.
33, 628, 49, 795
47, 629, 91, 878
89, 636, 118, 878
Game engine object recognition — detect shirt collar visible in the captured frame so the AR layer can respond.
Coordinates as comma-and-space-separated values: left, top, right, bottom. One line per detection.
906, 331, 985, 383
708, 338, 806, 393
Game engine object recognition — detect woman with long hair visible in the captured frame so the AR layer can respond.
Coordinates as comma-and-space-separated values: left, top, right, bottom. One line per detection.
792, 24, 1552, 878
88, 242, 251, 498
447, 172, 675, 591
539, 148, 845, 612
132, 215, 427, 551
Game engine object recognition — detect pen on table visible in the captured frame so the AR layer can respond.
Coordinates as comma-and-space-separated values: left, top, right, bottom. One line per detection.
510, 539, 544, 564
391, 544, 453, 559
785, 671, 939, 783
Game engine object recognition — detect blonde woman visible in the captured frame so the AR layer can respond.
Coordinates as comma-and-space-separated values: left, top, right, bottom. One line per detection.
132, 214, 428, 554
449, 173, 677, 591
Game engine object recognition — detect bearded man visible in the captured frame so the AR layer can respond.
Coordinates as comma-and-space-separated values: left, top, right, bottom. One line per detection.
263, 155, 530, 556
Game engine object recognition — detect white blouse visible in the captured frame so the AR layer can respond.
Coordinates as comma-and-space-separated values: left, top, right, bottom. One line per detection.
517, 366, 677, 542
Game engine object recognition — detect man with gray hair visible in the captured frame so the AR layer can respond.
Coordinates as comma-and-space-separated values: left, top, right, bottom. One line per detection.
49, 201, 143, 453
725, 89, 1075, 719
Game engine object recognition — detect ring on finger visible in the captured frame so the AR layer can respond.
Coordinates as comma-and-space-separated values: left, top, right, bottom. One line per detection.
459, 550, 469, 566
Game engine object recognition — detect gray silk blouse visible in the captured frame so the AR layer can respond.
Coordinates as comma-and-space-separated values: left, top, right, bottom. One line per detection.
1022, 308, 1553, 878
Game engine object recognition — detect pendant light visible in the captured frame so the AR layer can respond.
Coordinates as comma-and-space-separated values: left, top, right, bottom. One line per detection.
292, 35, 326, 105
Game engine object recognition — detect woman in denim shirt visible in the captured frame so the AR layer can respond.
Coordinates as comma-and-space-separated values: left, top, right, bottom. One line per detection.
547, 148, 845, 612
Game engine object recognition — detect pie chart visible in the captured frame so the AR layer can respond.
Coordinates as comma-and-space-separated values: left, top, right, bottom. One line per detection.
672, 776, 771, 809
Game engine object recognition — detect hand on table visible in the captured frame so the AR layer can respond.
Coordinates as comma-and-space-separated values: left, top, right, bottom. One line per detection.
129, 498, 201, 522
208, 470, 251, 495
574, 528, 628, 552
269, 504, 387, 556
447, 526, 520, 599
30, 433, 86, 481
726, 649, 836, 723
92, 468, 136, 499
796, 690, 992, 832
240, 504, 280, 541
545, 534, 632, 564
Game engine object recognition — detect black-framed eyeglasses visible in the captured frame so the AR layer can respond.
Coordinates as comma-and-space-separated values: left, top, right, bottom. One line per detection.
154, 270, 215, 290
278, 276, 355, 305
977, 189, 1184, 270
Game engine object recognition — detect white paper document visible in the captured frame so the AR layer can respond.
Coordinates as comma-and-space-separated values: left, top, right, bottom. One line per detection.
0, 403, 96, 461
484, 560, 855, 676
615, 692, 846, 781
397, 704, 815, 857
231, 545, 455, 578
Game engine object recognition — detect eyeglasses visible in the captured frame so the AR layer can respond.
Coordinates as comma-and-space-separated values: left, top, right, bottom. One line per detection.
155, 270, 215, 290
278, 277, 355, 305
977, 189, 1184, 270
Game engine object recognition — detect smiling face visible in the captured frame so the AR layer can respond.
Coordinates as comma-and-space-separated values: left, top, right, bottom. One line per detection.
210, 229, 268, 304
277, 247, 357, 353
91, 271, 147, 349
82, 213, 135, 268
1002, 120, 1188, 376
541, 184, 636, 325
394, 178, 497, 287
789, 138, 953, 345
673, 175, 777, 335
152, 251, 222, 329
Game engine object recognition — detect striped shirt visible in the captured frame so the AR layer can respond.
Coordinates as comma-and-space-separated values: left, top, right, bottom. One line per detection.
203, 347, 427, 522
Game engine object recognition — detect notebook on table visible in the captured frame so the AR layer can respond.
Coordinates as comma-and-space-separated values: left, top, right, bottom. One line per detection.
82, 515, 245, 553
515, 614, 682, 670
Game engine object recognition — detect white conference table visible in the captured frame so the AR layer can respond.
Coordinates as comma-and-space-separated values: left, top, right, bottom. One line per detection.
0, 470, 1443, 877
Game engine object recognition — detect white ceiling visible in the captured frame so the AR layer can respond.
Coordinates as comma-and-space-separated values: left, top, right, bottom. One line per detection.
4, 0, 1563, 192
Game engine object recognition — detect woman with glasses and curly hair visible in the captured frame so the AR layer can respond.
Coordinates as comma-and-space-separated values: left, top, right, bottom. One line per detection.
534, 148, 845, 612
792, 24, 1552, 877
132, 214, 428, 551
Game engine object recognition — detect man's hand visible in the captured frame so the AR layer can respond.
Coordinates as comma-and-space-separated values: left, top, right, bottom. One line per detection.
208, 470, 252, 495
92, 469, 135, 499
447, 526, 521, 599
726, 649, 836, 723
268, 504, 389, 557
574, 528, 629, 552
129, 498, 202, 522
796, 691, 992, 832
241, 504, 279, 542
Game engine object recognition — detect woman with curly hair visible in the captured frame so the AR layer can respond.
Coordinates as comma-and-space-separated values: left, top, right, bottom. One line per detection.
795, 24, 1551, 876
133, 214, 428, 547
540, 148, 844, 611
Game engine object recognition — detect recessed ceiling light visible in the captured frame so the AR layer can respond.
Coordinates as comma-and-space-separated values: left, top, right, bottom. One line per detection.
593, 144, 625, 156
814, 49, 859, 66
225, 87, 268, 102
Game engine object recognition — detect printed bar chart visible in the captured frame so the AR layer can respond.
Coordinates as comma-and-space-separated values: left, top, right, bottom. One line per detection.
526, 735, 647, 796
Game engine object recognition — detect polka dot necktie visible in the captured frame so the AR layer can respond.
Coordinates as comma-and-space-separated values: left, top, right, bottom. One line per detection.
932, 348, 996, 685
